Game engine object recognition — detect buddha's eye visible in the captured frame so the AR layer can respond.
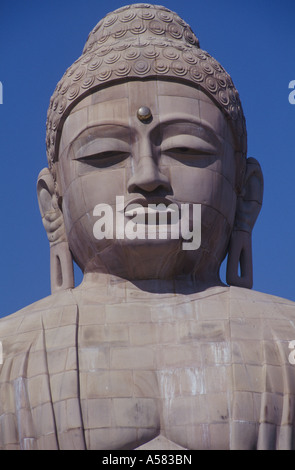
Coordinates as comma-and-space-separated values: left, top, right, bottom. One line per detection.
175, 147, 190, 153
165, 146, 214, 157
161, 135, 218, 160
77, 151, 129, 168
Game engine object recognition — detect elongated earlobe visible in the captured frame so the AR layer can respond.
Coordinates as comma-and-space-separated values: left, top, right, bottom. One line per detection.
37, 168, 74, 293
226, 157, 263, 289
50, 242, 74, 293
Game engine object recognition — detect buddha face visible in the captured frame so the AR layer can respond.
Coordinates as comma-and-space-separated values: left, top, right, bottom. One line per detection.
56, 80, 238, 281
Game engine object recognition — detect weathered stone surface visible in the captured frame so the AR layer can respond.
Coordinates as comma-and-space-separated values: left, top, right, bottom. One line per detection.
1, 4, 294, 451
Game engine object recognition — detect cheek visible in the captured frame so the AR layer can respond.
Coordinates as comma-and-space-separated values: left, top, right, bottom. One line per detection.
62, 168, 128, 254
79, 169, 127, 210
62, 169, 127, 223
169, 166, 236, 227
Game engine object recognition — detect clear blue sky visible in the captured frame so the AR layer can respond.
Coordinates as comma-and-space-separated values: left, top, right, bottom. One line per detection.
0, 0, 294, 318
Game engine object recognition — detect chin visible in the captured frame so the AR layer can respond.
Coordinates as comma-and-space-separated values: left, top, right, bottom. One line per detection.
83, 237, 220, 282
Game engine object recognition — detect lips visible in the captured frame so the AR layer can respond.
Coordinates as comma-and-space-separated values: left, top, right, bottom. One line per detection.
124, 198, 180, 225
124, 197, 178, 210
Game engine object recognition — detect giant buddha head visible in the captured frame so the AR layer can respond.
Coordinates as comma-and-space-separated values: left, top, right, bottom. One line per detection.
37, 3, 263, 292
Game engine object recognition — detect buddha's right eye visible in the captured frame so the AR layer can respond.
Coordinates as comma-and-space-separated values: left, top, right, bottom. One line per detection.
77, 151, 129, 168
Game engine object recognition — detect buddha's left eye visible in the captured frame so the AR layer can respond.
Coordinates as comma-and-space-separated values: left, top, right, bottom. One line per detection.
77, 151, 129, 168
174, 147, 190, 153
170, 147, 204, 155
161, 136, 217, 158
164, 146, 214, 157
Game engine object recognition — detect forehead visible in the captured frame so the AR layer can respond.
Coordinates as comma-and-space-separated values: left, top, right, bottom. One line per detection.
59, 80, 231, 156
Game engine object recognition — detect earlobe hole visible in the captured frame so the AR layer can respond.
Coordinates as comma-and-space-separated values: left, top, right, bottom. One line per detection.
55, 255, 63, 287
238, 259, 241, 278
58, 196, 63, 211
239, 247, 247, 279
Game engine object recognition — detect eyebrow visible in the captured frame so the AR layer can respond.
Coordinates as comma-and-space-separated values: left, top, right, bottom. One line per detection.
158, 113, 221, 136
64, 124, 131, 155
72, 123, 130, 140
159, 115, 216, 133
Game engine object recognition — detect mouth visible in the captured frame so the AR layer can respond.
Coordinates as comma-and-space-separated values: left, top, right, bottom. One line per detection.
124, 197, 178, 208
124, 198, 180, 225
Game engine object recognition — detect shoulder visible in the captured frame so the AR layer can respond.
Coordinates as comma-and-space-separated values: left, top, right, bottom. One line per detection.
0, 289, 78, 350
226, 286, 295, 344
228, 285, 295, 315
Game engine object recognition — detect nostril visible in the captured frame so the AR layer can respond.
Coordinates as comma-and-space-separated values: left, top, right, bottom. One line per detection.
128, 180, 168, 193
128, 173, 172, 194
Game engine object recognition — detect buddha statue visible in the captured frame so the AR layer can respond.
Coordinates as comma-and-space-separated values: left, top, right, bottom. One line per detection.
1, 3, 295, 451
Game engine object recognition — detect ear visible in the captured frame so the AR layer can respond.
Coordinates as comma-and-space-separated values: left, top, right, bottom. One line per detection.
37, 168, 74, 293
226, 157, 264, 288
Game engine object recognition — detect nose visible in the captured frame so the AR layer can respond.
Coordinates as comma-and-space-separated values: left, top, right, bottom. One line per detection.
127, 142, 171, 194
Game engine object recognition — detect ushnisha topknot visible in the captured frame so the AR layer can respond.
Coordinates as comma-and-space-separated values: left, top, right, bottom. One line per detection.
46, 3, 247, 176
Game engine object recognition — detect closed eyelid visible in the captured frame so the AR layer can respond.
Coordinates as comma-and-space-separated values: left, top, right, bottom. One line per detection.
72, 138, 130, 159
161, 135, 218, 154
157, 119, 222, 150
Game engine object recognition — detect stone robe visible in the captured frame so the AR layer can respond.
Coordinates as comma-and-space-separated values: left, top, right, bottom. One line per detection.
1, 284, 295, 450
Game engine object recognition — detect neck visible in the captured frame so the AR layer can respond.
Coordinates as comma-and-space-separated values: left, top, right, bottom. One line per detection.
79, 271, 224, 296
